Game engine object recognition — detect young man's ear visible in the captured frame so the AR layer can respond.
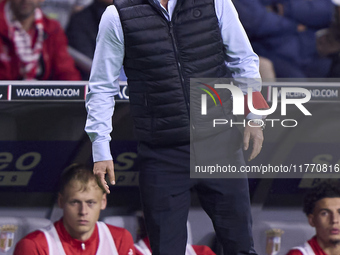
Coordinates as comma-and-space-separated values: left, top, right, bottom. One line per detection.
58, 193, 64, 209
101, 193, 107, 210
308, 214, 315, 227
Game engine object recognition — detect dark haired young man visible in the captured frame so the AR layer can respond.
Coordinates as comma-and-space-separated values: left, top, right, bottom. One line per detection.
287, 181, 340, 255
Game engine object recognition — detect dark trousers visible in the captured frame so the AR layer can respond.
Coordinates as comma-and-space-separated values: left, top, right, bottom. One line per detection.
138, 141, 257, 255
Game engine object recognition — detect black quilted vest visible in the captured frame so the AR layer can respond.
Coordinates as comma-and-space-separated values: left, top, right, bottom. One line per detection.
114, 0, 231, 145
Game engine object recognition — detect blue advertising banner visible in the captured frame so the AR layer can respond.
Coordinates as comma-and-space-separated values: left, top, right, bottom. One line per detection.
0, 140, 140, 192
111, 140, 139, 186
0, 141, 80, 192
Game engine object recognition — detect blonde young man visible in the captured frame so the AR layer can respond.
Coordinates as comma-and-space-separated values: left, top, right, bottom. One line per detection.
14, 164, 135, 255
287, 181, 340, 255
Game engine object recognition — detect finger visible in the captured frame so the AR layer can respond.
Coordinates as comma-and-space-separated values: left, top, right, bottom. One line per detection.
248, 131, 264, 161
248, 141, 262, 161
93, 163, 107, 176
243, 128, 250, 151
93, 163, 110, 194
96, 172, 110, 194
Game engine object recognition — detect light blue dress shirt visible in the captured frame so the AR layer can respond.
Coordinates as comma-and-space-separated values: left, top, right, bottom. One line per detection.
85, 0, 262, 162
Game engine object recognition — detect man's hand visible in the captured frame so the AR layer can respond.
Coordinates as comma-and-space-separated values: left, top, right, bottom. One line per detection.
93, 160, 115, 194
243, 124, 264, 161
297, 24, 307, 32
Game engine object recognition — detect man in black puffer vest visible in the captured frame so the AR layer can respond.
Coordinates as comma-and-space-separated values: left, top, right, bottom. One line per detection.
85, 0, 269, 254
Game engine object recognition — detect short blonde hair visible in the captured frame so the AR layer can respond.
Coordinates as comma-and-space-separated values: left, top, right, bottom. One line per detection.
59, 163, 105, 194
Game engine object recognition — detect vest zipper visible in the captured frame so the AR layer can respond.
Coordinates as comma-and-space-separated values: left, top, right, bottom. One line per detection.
149, 0, 190, 114
168, 21, 190, 116
149, 0, 192, 129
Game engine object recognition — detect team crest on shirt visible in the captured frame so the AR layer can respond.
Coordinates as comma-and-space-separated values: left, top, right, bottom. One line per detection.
265, 228, 284, 255
0, 225, 18, 252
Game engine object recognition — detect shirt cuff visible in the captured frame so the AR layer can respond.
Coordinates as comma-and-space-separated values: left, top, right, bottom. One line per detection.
244, 91, 269, 117
246, 112, 265, 120
92, 141, 113, 162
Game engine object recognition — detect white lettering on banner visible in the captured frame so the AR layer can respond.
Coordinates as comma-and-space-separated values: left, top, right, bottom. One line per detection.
114, 152, 137, 171
310, 89, 338, 98
0, 171, 33, 186
111, 151, 139, 186
278, 89, 339, 98
114, 172, 139, 186
16, 88, 80, 97
117, 86, 129, 100
16, 152, 41, 170
0, 152, 42, 171
0, 153, 13, 170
